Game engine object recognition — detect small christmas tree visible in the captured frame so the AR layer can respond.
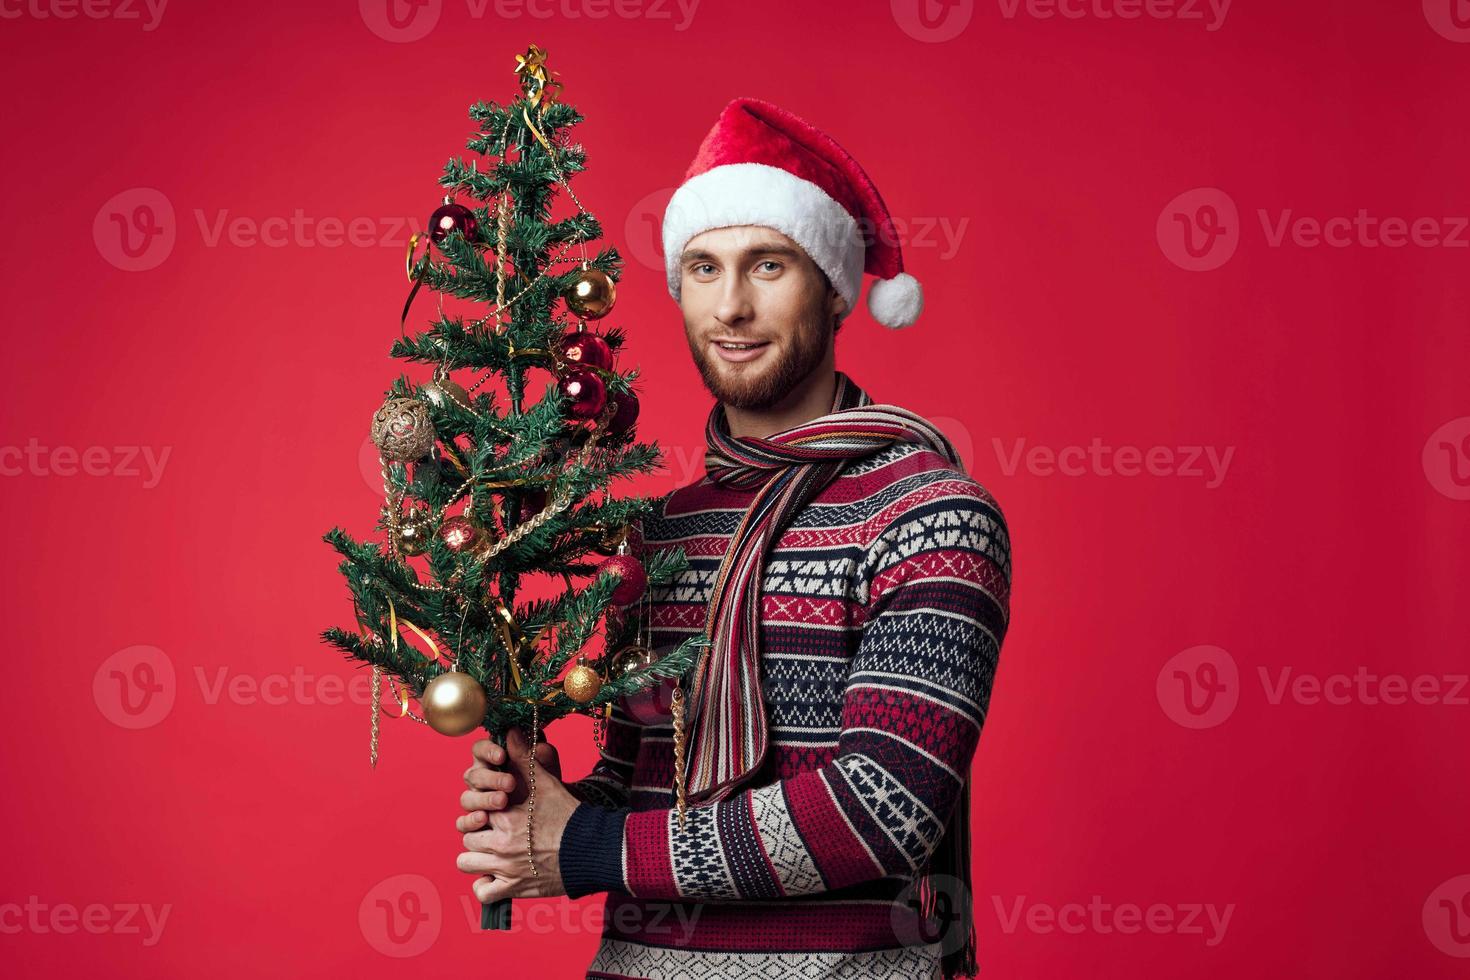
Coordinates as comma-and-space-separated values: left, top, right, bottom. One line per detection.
320, 44, 702, 932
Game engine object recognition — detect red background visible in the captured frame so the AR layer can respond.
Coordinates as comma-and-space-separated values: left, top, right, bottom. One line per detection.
2, 0, 1467, 976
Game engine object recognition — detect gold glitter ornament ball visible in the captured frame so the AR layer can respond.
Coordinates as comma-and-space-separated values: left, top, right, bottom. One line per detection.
420, 376, 469, 411
563, 662, 603, 704
371, 397, 436, 462
422, 671, 488, 736
564, 267, 616, 320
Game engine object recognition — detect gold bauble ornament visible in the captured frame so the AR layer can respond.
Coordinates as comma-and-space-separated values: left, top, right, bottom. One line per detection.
371, 396, 436, 462
609, 645, 656, 681
564, 266, 616, 320
393, 506, 434, 556
563, 660, 603, 704
421, 374, 470, 411
422, 671, 488, 736
592, 523, 633, 556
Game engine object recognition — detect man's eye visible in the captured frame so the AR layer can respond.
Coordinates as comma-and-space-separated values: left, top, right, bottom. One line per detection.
692, 263, 716, 275
756, 260, 782, 272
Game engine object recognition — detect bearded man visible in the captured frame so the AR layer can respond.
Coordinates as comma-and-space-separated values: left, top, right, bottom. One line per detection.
456, 97, 1013, 980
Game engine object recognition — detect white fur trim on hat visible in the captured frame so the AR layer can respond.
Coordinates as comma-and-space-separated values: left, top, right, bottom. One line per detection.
866, 272, 923, 329
662, 162, 865, 320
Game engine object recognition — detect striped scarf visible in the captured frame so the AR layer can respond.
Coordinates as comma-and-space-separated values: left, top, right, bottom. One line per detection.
680, 373, 962, 804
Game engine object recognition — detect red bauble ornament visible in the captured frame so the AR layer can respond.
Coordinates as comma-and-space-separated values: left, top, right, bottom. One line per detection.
598, 554, 647, 605
609, 390, 640, 435
438, 516, 486, 554
559, 331, 614, 372
559, 369, 607, 420
620, 675, 678, 725
518, 488, 548, 521
428, 202, 479, 244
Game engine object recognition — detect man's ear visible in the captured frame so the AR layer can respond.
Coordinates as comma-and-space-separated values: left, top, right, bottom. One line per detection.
830, 287, 850, 334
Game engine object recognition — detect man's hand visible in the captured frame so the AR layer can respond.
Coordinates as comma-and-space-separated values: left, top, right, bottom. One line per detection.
456, 727, 578, 901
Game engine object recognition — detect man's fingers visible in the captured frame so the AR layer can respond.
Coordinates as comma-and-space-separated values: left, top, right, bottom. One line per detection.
473, 874, 515, 904
456, 849, 513, 876
456, 810, 488, 833
460, 789, 508, 812
470, 738, 506, 767
461, 827, 512, 854
464, 768, 514, 792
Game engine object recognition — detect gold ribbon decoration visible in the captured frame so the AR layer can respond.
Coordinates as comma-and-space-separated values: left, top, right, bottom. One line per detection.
514, 44, 565, 159
514, 44, 561, 109
491, 598, 551, 693
401, 231, 431, 335
388, 596, 447, 672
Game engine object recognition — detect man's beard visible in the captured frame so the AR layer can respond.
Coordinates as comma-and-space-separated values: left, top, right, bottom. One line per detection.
688, 308, 832, 412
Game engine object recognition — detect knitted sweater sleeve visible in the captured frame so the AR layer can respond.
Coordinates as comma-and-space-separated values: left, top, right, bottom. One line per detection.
563, 702, 642, 809
559, 476, 1011, 901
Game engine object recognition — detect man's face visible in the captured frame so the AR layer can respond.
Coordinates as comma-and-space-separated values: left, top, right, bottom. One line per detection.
676, 225, 847, 411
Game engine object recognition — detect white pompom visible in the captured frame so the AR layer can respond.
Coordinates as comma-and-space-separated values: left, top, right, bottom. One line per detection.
866, 272, 923, 329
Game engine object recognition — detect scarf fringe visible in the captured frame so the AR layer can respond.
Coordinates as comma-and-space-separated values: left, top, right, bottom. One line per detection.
919, 774, 976, 978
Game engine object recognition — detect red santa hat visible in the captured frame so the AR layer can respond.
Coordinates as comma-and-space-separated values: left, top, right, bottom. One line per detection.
661, 97, 924, 330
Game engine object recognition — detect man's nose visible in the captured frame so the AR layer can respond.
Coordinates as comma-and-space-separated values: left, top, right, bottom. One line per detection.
714, 276, 754, 328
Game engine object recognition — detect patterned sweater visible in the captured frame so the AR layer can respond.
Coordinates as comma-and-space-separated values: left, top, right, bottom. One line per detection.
558, 435, 1012, 980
